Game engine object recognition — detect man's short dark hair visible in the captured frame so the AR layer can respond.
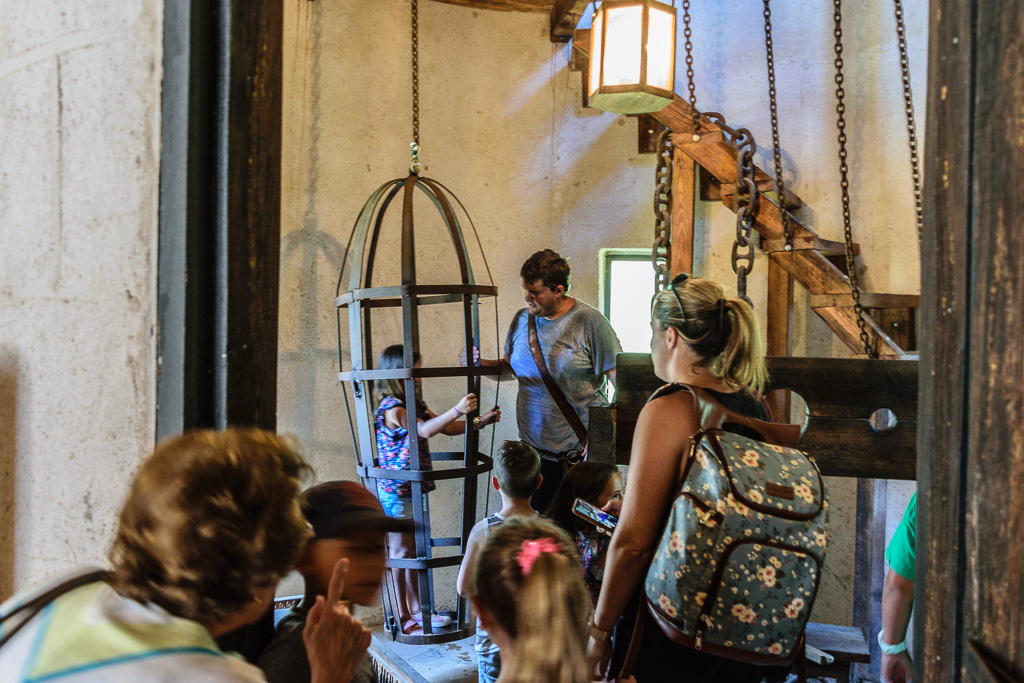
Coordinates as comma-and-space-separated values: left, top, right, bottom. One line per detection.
493, 441, 542, 499
521, 249, 571, 293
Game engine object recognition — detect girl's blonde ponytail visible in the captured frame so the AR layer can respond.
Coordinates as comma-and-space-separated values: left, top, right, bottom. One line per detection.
472, 518, 592, 683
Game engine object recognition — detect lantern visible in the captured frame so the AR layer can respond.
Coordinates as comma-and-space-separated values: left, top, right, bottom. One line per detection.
588, 0, 677, 115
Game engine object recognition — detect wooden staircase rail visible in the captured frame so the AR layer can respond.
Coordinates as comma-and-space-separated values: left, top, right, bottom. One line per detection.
569, 36, 912, 358
650, 97, 909, 359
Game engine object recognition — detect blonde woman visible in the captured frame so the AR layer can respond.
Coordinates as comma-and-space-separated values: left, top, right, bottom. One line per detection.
589, 275, 785, 682
471, 516, 592, 683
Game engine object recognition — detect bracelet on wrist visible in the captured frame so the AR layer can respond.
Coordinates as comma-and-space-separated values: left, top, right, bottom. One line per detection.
589, 620, 612, 643
877, 629, 907, 655
452, 406, 462, 417
472, 417, 481, 431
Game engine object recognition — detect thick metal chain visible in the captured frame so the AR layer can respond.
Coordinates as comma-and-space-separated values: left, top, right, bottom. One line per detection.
833, 0, 876, 358
762, 0, 793, 251
731, 127, 759, 307
652, 128, 673, 290
893, 0, 923, 242
410, 0, 421, 174
682, 0, 699, 136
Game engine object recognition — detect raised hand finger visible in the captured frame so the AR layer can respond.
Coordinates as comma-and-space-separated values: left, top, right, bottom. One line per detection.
325, 558, 350, 607
303, 595, 325, 641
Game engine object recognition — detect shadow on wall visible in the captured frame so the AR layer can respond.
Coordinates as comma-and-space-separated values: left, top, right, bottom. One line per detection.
0, 349, 18, 599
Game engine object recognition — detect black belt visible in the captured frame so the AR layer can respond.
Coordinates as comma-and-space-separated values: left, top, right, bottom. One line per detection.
536, 448, 583, 465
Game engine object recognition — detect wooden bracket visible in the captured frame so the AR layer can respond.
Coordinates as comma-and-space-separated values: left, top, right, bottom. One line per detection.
762, 235, 855, 255
551, 0, 589, 42
570, 28, 590, 71
636, 113, 662, 154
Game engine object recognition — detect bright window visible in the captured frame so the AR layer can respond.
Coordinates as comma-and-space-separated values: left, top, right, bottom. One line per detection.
599, 249, 658, 354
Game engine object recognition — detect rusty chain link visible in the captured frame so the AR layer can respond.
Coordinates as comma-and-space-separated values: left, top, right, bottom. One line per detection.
833, 0, 877, 358
893, 0, 923, 243
652, 129, 673, 290
731, 127, 759, 307
409, 0, 421, 174
682, 0, 700, 136
762, 0, 793, 251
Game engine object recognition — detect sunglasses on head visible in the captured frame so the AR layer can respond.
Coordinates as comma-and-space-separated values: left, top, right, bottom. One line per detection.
667, 272, 691, 327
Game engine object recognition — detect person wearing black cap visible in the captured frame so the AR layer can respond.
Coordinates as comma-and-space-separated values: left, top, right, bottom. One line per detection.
259, 481, 414, 683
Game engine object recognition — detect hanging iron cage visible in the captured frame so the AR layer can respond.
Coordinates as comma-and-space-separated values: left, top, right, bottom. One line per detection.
335, 173, 500, 645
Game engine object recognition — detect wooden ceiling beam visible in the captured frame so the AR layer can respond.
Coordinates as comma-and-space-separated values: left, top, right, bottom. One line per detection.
429, 0, 553, 12
551, 0, 589, 42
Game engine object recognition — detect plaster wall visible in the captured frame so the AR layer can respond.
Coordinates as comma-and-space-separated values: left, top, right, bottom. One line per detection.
279, 0, 925, 626
0, 0, 162, 596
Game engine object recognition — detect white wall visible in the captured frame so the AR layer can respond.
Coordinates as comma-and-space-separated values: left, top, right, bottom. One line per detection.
0, 0, 162, 596
280, 0, 925, 625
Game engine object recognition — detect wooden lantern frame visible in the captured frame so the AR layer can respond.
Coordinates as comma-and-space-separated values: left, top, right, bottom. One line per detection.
588, 0, 677, 114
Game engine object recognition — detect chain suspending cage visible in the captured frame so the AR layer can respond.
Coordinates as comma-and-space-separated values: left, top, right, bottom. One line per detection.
335, 175, 500, 644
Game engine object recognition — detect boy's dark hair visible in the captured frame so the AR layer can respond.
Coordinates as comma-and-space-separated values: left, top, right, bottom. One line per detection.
493, 440, 542, 499
520, 249, 571, 293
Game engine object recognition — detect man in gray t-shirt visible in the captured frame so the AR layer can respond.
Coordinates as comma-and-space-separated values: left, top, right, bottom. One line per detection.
469, 249, 621, 511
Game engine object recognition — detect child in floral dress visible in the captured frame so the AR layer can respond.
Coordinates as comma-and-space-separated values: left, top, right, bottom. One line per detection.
374, 344, 500, 634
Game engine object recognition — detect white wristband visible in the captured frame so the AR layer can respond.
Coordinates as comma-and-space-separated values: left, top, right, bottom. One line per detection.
878, 629, 907, 655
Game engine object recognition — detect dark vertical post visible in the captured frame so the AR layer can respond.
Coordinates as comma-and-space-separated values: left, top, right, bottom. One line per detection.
217, 0, 283, 429
158, 0, 281, 437
158, 0, 218, 438
920, 0, 1024, 681
852, 479, 888, 680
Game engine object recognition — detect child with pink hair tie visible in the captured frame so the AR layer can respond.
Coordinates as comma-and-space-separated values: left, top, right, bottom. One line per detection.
470, 517, 592, 683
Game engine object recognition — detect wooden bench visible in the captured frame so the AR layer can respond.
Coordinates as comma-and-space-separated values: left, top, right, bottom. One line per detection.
804, 622, 871, 682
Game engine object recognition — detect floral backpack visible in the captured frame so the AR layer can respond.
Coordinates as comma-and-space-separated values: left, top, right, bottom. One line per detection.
641, 384, 828, 667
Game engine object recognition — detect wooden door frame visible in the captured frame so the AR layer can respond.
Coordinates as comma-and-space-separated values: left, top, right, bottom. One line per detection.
918, 0, 1024, 680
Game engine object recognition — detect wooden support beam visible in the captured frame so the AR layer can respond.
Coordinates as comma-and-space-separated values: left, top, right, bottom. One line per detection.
769, 251, 856, 296
809, 292, 921, 310
551, 0, 589, 42
812, 306, 904, 360
671, 147, 695, 276
766, 258, 792, 420
868, 307, 916, 353
717, 188, 820, 245
852, 479, 888, 681
570, 28, 589, 71
705, 176, 802, 209
762, 235, 854, 255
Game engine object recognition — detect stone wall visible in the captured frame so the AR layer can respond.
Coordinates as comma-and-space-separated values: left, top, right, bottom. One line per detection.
0, 0, 162, 595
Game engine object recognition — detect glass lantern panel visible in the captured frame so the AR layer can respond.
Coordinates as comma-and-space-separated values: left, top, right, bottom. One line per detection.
589, 10, 603, 96
602, 5, 642, 86
646, 7, 675, 90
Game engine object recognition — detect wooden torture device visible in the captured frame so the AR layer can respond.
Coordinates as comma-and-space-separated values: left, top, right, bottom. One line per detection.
335, 0, 501, 644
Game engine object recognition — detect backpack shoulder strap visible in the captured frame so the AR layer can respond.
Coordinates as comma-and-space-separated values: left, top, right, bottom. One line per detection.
0, 568, 109, 649
649, 383, 800, 447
